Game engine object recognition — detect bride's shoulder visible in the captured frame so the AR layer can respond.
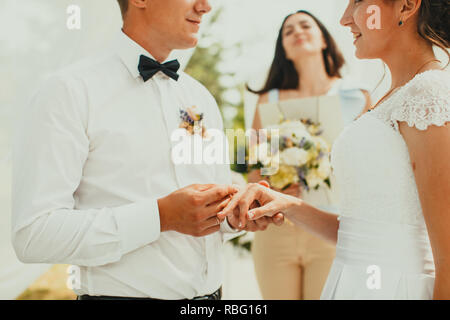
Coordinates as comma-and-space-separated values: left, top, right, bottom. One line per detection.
391, 69, 450, 131
402, 69, 450, 100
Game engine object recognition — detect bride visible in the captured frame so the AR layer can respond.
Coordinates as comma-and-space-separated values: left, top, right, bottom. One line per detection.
219, 0, 449, 299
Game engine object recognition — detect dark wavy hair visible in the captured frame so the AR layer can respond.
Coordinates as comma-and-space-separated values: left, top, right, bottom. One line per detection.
248, 10, 345, 95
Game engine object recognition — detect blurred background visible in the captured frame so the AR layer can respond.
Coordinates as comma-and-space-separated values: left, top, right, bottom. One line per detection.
3, 0, 440, 300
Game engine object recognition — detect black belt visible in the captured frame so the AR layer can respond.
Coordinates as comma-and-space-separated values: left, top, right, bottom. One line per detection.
77, 287, 222, 301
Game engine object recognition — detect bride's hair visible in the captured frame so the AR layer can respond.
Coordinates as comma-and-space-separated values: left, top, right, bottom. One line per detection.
247, 10, 345, 95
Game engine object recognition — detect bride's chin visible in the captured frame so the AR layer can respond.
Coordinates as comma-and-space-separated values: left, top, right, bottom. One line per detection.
354, 47, 368, 60
354, 46, 380, 60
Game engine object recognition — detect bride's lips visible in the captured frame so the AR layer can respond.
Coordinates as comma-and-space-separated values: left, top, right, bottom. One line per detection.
352, 31, 362, 44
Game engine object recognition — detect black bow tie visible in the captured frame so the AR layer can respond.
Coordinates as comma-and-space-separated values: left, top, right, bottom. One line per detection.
138, 55, 180, 82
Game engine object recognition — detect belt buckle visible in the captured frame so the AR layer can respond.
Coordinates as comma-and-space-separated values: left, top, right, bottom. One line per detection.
192, 288, 221, 300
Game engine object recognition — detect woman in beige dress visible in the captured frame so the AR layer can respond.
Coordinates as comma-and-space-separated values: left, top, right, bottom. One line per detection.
247, 10, 371, 300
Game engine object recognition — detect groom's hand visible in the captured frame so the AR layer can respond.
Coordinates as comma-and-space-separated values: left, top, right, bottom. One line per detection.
157, 184, 238, 237
224, 181, 285, 231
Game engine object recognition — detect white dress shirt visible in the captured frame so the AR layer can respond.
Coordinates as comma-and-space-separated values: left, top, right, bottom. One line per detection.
12, 30, 241, 299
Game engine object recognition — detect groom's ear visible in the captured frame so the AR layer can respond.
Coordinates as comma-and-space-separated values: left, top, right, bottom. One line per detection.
129, 0, 148, 10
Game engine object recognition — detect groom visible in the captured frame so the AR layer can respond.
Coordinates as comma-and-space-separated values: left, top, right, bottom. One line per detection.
12, 0, 282, 300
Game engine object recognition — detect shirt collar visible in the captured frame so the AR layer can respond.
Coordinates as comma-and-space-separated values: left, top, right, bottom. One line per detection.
114, 30, 159, 80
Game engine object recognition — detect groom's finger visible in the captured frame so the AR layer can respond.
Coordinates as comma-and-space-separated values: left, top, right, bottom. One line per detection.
237, 186, 264, 228
202, 215, 223, 230
205, 196, 232, 217
237, 194, 254, 228
217, 188, 245, 219
202, 185, 238, 206
197, 224, 221, 237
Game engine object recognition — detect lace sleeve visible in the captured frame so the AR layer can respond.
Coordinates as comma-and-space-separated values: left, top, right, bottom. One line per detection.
390, 70, 450, 131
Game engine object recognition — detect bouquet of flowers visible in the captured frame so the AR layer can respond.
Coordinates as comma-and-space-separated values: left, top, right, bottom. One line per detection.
249, 119, 332, 191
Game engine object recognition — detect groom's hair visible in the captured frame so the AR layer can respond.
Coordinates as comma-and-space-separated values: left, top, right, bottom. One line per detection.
117, 0, 128, 19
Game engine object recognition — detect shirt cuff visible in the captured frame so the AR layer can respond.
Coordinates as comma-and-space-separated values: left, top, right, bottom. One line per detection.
220, 217, 246, 243
114, 198, 161, 255
220, 217, 239, 233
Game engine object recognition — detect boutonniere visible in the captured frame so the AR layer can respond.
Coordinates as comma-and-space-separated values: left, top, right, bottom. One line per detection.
179, 106, 207, 137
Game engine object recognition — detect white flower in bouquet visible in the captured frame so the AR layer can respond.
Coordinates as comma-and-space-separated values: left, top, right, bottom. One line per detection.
305, 169, 324, 189
280, 147, 309, 167
278, 121, 312, 144
317, 157, 332, 179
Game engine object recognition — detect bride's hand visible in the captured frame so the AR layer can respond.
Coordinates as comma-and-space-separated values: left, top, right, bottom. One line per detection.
218, 181, 301, 228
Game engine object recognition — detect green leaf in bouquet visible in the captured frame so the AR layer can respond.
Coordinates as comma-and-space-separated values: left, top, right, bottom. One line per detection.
303, 141, 313, 150
281, 183, 292, 191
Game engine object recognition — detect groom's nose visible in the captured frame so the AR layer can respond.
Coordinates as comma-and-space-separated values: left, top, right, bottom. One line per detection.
194, 0, 212, 15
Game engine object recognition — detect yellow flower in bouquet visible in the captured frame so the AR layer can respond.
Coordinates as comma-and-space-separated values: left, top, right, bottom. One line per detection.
307, 148, 319, 163
269, 165, 300, 190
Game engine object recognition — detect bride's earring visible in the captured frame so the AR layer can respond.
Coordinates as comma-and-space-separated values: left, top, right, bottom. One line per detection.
398, 20, 403, 26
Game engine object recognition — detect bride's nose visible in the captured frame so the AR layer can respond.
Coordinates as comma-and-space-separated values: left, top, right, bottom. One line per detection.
340, 4, 353, 27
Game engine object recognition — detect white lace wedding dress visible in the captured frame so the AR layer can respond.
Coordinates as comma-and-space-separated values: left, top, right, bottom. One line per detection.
320, 70, 450, 299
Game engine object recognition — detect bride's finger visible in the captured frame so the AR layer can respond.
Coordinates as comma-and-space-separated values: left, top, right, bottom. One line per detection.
247, 202, 279, 220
